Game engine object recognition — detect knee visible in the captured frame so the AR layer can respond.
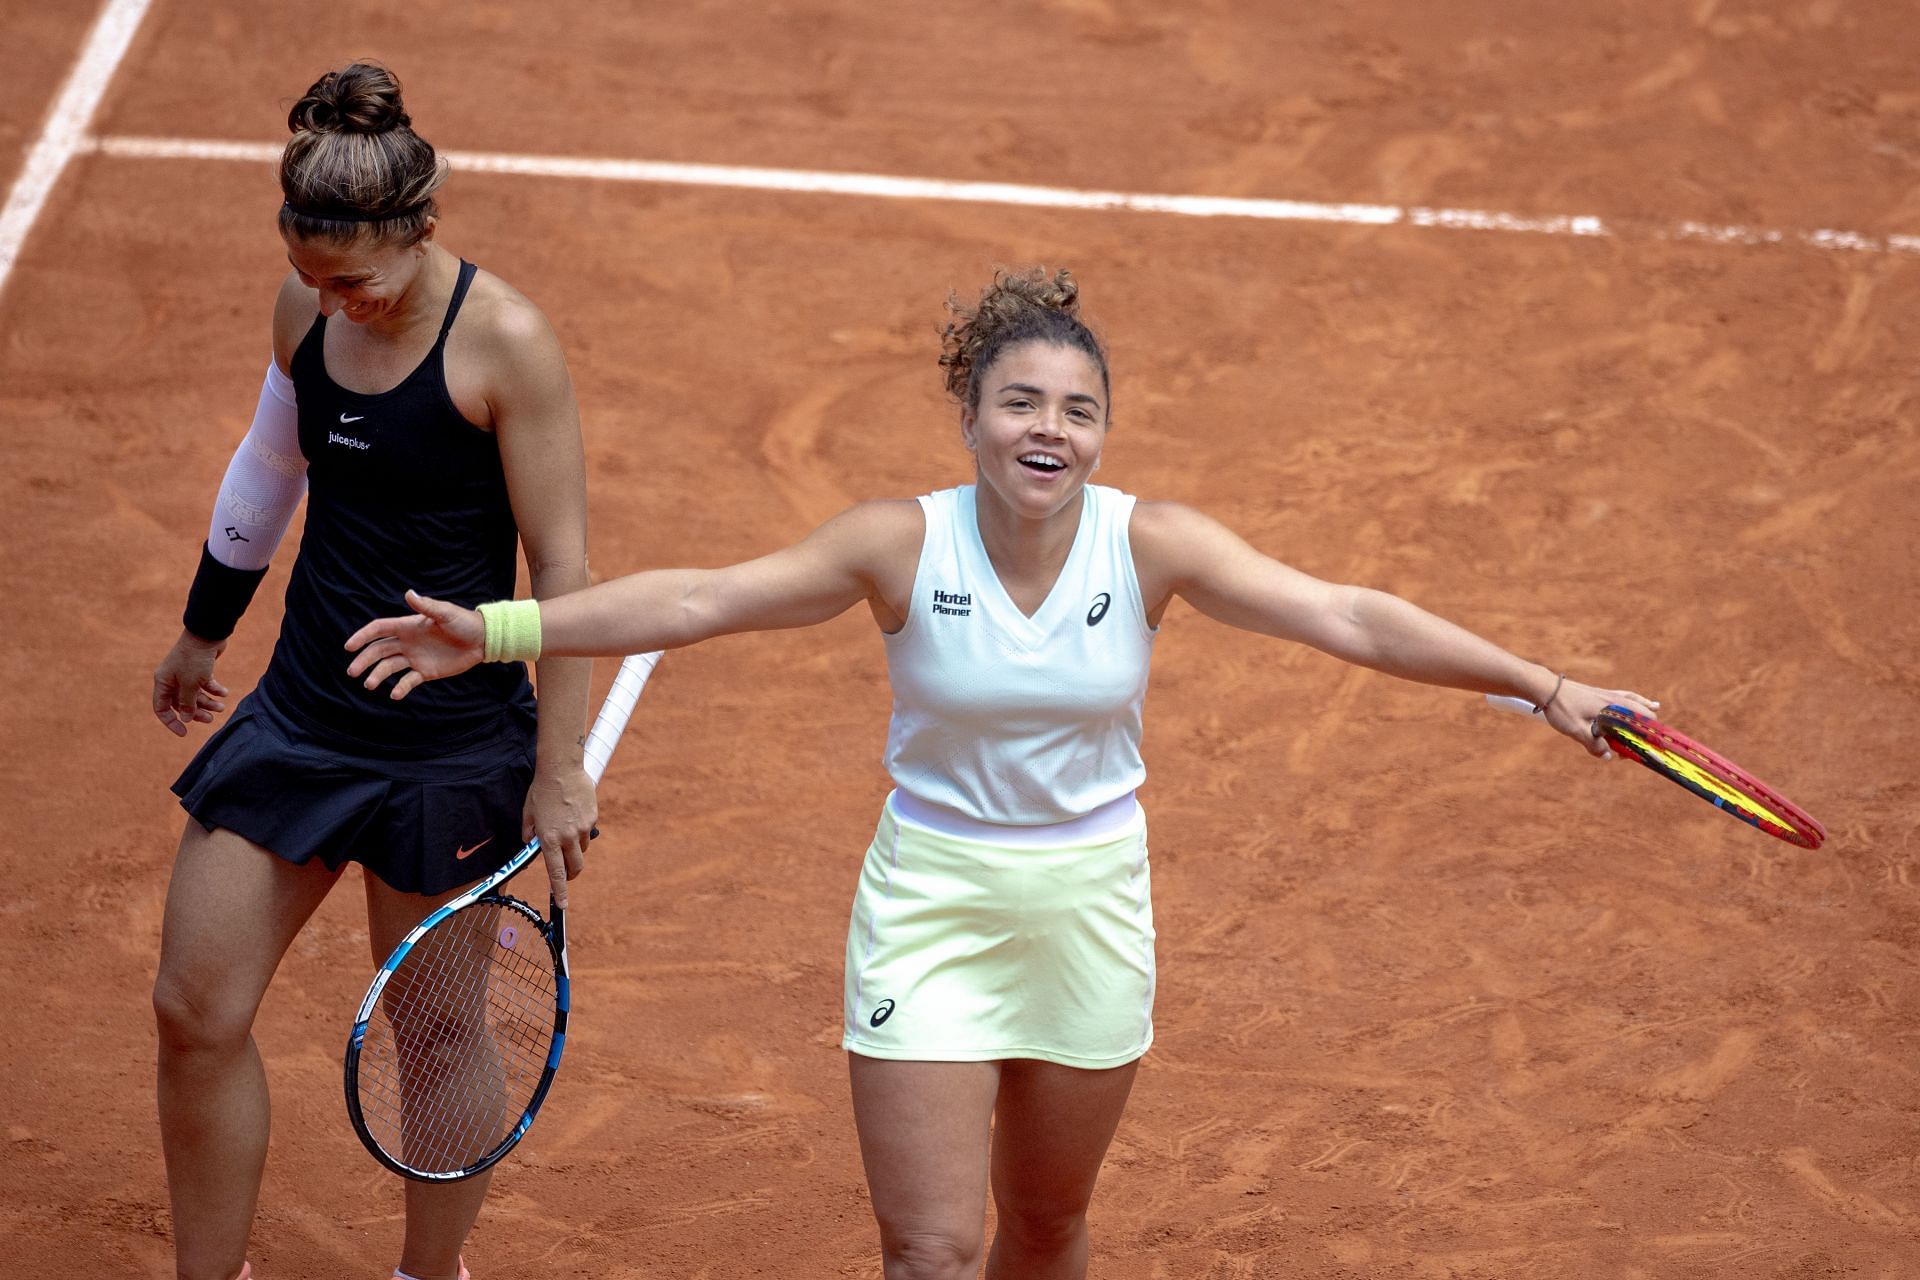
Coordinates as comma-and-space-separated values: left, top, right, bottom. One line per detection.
152, 970, 253, 1059
993, 1198, 1087, 1255
878, 1226, 982, 1280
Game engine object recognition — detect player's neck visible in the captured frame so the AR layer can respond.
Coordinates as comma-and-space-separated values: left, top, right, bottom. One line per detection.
973, 484, 1084, 607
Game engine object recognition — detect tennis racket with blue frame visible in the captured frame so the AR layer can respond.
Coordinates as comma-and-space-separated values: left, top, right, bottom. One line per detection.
345, 650, 664, 1181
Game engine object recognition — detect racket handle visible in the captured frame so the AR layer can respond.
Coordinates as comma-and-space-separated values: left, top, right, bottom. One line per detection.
1488, 691, 1613, 752
1485, 693, 1543, 718
583, 652, 664, 784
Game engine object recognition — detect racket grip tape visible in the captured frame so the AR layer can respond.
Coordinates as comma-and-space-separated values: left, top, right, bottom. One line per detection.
1485, 694, 1540, 717
583, 652, 664, 784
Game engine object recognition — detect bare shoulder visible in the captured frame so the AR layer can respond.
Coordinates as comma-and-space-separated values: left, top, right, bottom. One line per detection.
448, 268, 571, 420
1128, 497, 1210, 536
807, 497, 923, 575
830, 497, 926, 541
821, 499, 924, 616
459, 269, 562, 354
1130, 498, 1262, 607
1129, 498, 1226, 560
808, 498, 926, 569
271, 270, 318, 371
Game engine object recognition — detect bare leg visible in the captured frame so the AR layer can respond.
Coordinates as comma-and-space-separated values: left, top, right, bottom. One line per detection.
849, 1055, 1001, 1280
984, 1058, 1139, 1280
154, 823, 343, 1280
364, 872, 497, 1280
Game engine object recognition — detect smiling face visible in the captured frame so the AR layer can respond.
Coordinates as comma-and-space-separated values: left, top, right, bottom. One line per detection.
961, 339, 1109, 522
282, 222, 436, 326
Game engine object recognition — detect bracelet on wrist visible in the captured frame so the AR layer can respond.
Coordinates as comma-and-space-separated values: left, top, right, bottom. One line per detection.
1534, 672, 1567, 716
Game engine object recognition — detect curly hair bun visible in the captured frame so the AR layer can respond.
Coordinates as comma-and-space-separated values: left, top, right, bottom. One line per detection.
939, 268, 1106, 407
1015, 267, 1080, 312
288, 62, 410, 136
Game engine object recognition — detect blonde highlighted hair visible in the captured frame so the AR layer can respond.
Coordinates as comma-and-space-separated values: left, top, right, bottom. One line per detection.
277, 62, 445, 245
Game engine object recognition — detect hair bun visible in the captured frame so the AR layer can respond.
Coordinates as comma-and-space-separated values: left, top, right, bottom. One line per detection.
1029, 268, 1079, 313
938, 266, 1107, 407
288, 62, 410, 136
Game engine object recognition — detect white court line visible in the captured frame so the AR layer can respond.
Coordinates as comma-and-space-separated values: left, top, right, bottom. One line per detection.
0, 0, 155, 298
68, 132, 1920, 260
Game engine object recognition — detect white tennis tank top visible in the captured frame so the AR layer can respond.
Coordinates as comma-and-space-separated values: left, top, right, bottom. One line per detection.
883, 484, 1156, 825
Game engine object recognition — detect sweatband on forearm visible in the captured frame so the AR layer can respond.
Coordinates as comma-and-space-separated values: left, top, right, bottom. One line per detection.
182, 544, 269, 641
478, 599, 543, 663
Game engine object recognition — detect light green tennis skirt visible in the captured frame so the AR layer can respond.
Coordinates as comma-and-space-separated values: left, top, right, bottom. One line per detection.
842, 791, 1156, 1069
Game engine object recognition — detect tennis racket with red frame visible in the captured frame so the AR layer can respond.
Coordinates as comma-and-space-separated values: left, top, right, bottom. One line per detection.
1487, 695, 1826, 849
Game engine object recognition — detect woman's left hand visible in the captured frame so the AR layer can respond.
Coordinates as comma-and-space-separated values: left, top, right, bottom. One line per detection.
346, 590, 487, 698
1545, 678, 1660, 758
524, 761, 598, 908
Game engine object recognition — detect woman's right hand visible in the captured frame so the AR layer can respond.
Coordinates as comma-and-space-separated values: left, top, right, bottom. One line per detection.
345, 589, 486, 700
152, 630, 230, 735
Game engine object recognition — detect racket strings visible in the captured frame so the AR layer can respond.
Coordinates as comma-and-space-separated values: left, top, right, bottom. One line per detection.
356, 902, 558, 1173
1597, 708, 1825, 848
1610, 726, 1796, 828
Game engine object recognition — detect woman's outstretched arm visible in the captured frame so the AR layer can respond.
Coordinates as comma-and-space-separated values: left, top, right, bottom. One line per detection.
346, 500, 921, 699
1129, 500, 1656, 756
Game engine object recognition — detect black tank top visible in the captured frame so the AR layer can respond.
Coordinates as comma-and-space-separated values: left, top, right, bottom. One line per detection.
264, 259, 534, 753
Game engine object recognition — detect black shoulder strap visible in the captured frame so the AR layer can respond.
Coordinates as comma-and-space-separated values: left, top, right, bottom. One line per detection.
436, 259, 478, 343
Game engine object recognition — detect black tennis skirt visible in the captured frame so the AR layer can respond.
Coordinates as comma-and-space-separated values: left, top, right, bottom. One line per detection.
172, 682, 537, 896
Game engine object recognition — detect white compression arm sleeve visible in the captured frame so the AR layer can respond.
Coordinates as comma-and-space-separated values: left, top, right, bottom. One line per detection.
206, 360, 308, 570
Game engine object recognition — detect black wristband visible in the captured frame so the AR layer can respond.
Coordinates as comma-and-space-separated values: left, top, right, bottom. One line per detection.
182, 544, 268, 642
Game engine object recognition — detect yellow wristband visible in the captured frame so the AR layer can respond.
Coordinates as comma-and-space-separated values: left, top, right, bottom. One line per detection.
477, 598, 543, 664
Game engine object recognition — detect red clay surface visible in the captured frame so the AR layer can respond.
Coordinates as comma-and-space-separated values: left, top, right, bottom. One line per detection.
4, 2, 1917, 1276
0, 4, 106, 199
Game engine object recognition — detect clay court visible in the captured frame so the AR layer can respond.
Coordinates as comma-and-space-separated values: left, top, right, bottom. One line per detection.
4, 0, 1918, 1275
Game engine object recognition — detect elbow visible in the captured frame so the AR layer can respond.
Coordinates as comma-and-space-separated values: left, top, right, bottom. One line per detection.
1338, 584, 1372, 633
1335, 586, 1392, 666
527, 554, 591, 595
672, 575, 720, 649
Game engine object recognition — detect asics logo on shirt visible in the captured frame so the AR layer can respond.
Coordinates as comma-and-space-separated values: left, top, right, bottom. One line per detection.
1087, 592, 1111, 626
328, 431, 371, 451
869, 998, 896, 1027
933, 589, 973, 617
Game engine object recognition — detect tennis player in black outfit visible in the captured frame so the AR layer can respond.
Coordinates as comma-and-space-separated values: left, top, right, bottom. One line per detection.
149, 63, 595, 1280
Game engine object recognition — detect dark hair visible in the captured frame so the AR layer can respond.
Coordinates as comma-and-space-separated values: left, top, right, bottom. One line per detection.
939, 268, 1110, 412
277, 62, 445, 245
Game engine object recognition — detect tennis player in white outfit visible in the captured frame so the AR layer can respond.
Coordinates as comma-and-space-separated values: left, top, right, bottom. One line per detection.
346, 268, 1655, 1280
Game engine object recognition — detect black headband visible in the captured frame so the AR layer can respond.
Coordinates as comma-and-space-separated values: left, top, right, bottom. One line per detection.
281, 199, 426, 224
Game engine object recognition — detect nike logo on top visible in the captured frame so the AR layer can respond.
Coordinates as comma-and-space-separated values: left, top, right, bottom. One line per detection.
339, 413, 365, 423
455, 837, 493, 861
